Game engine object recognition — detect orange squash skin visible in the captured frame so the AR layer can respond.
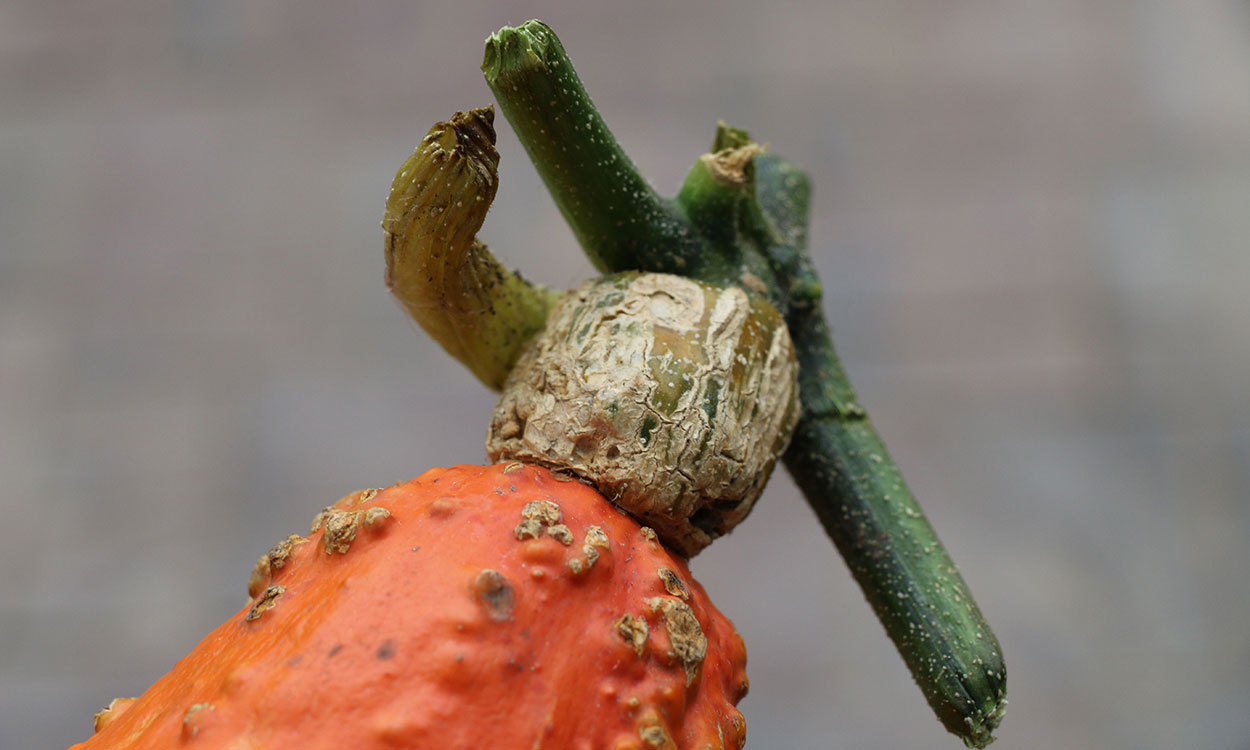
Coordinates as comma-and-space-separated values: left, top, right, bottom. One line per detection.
73, 464, 748, 750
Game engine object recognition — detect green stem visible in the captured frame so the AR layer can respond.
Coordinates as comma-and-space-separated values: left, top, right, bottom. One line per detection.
675, 142, 762, 247
758, 155, 1007, 747
784, 309, 1007, 747
483, 20, 1007, 746
482, 21, 709, 278
752, 152, 823, 311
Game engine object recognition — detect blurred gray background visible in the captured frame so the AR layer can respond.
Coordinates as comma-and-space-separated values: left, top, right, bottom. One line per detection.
4, 1, 1249, 748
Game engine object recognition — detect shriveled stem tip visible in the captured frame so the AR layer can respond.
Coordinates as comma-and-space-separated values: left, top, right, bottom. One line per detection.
383, 107, 560, 391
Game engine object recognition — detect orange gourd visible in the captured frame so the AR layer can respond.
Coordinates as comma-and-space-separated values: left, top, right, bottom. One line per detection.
73, 464, 748, 750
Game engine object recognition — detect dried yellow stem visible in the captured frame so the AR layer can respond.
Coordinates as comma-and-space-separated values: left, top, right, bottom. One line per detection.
383, 107, 560, 390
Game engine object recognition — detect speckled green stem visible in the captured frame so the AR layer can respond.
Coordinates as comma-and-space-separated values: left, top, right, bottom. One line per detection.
482, 20, 1006, 746
756, 153, 1006, 747
783, 308, 1007, 748
483, 22, 718, 281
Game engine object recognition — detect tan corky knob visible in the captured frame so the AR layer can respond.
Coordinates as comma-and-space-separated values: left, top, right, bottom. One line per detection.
488, 271, 800, 557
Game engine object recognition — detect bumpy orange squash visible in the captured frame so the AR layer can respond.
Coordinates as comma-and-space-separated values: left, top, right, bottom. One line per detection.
73, 464, 748, 750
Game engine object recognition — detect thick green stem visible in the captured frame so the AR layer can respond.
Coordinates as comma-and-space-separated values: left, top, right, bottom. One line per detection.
785, 309, 1007, 747
758, 155, 1007, 746
675, 146, 759, 247
482, 21, 711, 278
482, 20, 1007, 746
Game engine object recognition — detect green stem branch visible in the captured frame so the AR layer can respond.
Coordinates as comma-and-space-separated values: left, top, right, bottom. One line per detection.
784, 309, 1006, 747
483, 21, 708, 278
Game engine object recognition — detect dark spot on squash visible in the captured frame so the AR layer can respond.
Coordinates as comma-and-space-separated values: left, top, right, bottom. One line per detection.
475, 569, 515, 621
377, 640, 396, 660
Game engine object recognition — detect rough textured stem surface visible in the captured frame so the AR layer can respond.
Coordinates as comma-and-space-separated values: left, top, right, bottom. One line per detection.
383, 107, 560, 390
484, 20, 1007, 746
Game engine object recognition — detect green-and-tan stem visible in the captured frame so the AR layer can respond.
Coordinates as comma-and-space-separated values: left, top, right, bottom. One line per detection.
383, 107, 561, 391
480, 20, 1007, 746
676, 142, 764, 248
